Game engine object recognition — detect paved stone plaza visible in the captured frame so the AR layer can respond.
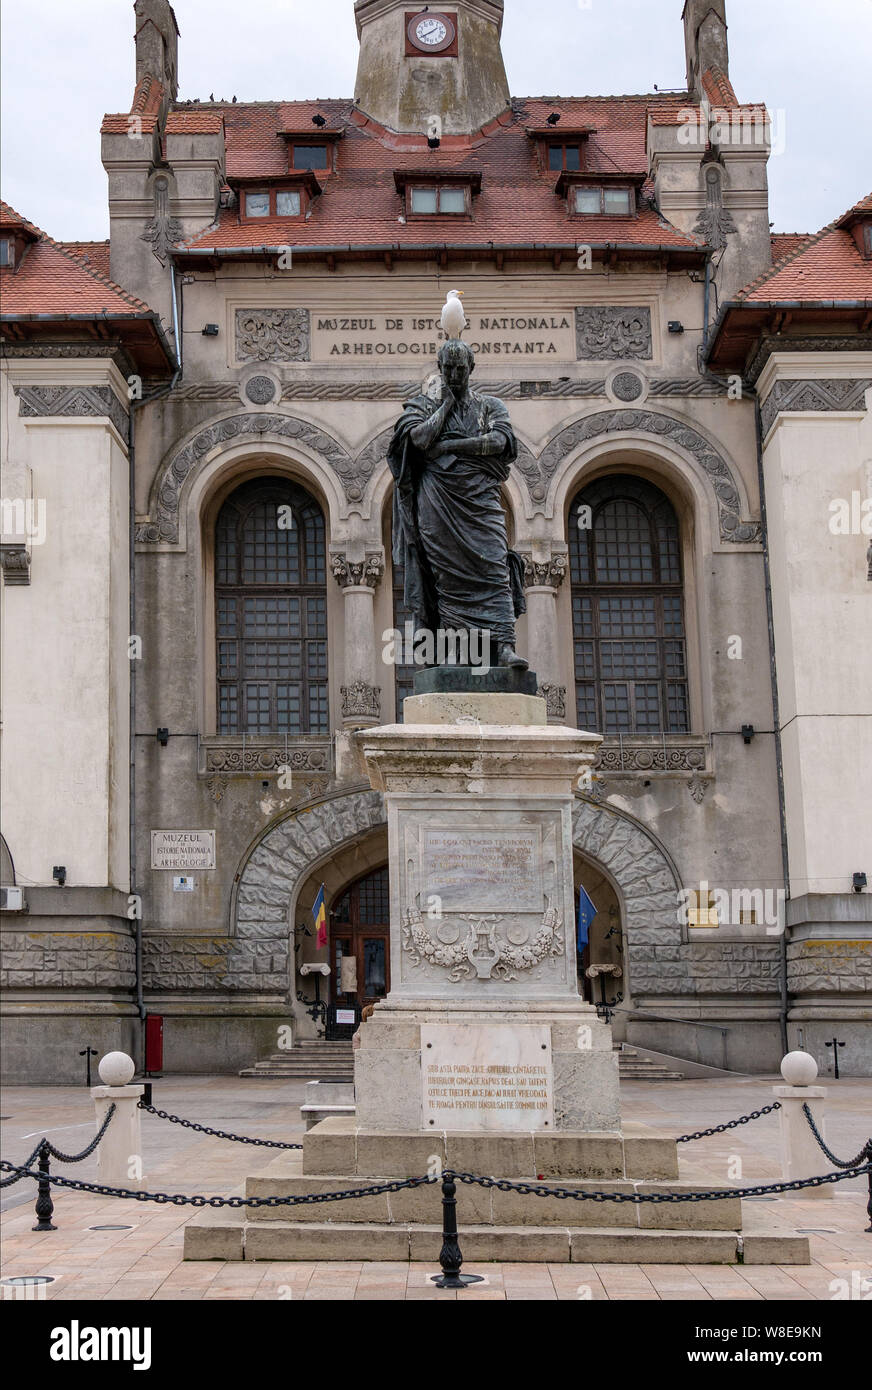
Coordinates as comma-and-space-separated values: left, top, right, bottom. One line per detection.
2, 1076, 869, 1301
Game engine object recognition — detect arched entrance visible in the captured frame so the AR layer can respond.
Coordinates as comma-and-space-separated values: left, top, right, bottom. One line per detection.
329, 866, 391, 1009
573, 854, 625, 1010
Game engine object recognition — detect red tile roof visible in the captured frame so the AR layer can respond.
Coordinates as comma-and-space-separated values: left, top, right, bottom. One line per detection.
61, 241, 112, 278
737, 219, 872, 304
0, 201, 40, 239
770, 233, 812, 264
0, 202, 154, 316
175, 96, 702, 256
165, 110, 225, 135
700, 65, 738, 107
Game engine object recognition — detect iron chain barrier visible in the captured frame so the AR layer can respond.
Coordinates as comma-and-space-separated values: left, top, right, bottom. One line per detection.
675, 1101, 782, 1143
0, 1103, 116, 1189
137, 1101, 303, 1150
801, 1102, 872, 1170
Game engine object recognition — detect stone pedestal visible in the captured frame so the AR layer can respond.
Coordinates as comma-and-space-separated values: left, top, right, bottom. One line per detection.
91, 1082, 144, 1189
354, 692, 618, 1136
773, 1083, 833, 1199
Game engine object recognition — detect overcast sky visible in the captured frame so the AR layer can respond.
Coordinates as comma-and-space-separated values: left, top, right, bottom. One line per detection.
2, 0, 870, 241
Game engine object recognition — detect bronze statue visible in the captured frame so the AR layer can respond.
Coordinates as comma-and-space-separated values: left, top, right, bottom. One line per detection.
388, 339, 527, 670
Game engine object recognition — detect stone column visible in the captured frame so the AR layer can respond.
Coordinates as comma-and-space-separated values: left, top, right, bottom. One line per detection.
522, 551, 569, 725
331, 550, 385, 730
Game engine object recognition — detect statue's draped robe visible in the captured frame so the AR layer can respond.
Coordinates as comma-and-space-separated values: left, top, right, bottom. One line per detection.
388, 390, 526, 648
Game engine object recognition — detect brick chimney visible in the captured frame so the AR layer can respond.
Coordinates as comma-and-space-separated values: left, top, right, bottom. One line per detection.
682, 1, 729, 100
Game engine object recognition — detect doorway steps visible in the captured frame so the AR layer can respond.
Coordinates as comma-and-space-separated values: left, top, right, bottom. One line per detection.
239, 1039, 354, 1081
616, 1045, 687, 1081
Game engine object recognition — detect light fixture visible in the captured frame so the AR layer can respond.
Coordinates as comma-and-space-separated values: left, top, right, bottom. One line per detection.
157, 728, 169, 747
853, 872, 868, 893
202, 324, 220, 337
668, 321, 685, 335
742, 725, 755, 745
52, 866, 66, 887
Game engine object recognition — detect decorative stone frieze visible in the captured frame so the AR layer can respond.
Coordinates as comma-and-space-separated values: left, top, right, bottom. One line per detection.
523, 408, 762, 542
14, 383, 129, 438
341, 681, 381, 720
401, 901, 565, 983
746, 335, 872, 385
235, 309, 311, 364
631, 942, 784, 998
787, 939, 872, 995
198, 737, 331, 775
575, 306, 652, 360
331, 553, 385, 589
693, 165, 738, 253
594, 740, 709, 774
0, 545, 31, 586
760, 378, 872, 437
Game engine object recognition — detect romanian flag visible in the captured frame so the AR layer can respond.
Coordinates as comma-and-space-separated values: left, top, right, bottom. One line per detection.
312, 884, 327, 950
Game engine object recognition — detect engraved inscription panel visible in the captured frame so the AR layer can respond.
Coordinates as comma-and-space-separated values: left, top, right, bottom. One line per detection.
421, 827, 541, 913
422, 1024, 554, 1133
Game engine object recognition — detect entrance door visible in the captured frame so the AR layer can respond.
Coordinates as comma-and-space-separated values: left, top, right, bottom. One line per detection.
329, 867, 390, 1010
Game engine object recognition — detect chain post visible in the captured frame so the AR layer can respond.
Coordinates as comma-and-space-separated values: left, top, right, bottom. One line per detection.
32, 1142, 57, 1232
431, 1171, 483, 1289
866, 1144, 872, 1234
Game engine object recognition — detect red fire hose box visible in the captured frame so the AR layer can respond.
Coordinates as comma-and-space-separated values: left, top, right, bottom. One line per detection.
145, 1014, 164, 1075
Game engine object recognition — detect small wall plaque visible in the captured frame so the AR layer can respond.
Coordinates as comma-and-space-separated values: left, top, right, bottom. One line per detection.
151, 831, 216, 870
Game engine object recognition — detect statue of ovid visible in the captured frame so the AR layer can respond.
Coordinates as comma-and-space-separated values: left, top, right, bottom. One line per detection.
388, 338, 528, 669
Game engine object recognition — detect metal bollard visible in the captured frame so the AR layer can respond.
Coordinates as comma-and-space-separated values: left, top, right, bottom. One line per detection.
431, 1173, 483, 1289
866, 1147, 872, 1234
32, 1143, 56, 1233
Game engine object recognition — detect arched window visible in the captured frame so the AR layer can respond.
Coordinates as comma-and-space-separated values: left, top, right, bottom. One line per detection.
569, 475, 689, 733
331, 866, 390, 1007
215, 477, 327, 734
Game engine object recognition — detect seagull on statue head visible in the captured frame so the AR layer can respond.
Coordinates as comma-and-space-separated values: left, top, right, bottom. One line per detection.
440, 289, 467, 340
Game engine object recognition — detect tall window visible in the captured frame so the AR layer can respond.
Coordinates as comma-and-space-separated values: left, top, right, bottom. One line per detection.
215, 478, 328, 734
569, 475, 689, 734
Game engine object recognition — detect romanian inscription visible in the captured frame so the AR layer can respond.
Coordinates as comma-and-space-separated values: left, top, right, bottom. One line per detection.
151, 831, 216, 870
421, 1024, 554, 1132
312, 313, 575, 361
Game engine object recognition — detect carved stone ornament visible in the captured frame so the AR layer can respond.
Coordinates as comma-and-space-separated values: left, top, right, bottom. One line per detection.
402, 901, 565, 984
14, 384, 128, 438
538, 683, 567, 720
516, 408, 762, 542
341, 682, 381, 720
688, 774, 709, 804
522, 553, 568, 589
331, 553, 385, 589
244, 374, 278, 405
200, 739, 330, 775
760, 378, 872, 438
235, 309, 311, 364
610, 370, 646, 403
141, 177, 184, 268
692, 165, 737, 253
0, 545, 31, 586
595, 741, 708, 773
206, 774, 229, 804
575, 306, 652, 360
137, 416, 396, 543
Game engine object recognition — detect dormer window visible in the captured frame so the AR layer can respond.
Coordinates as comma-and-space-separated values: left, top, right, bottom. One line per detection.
0, 237, 13, 267
410, 187, 467, 215
574, 185, 635, 217
292, 144, 328, 171
236, 172, 321, 221
548, 144, 581, 172
394, 169, 482, 220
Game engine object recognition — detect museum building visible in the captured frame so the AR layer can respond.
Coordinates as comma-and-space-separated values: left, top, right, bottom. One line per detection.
1, 0, 870, 1082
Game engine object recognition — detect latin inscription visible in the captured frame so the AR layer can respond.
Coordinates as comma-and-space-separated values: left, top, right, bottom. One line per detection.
421, 827, 541, 912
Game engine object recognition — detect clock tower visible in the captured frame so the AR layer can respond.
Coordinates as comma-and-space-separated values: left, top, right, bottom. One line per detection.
353, 0, 510, 137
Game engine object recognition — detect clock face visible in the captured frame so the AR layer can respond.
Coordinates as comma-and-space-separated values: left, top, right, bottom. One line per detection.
417, 16, 447, 45
408, 12, 456, 53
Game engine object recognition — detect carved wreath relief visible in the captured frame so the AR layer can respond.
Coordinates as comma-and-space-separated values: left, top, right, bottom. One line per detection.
402, 902, 565, 983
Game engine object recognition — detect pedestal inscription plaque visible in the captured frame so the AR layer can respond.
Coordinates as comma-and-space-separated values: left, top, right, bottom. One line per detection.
421, 827, 541, 912
421, 1024, 554, 1133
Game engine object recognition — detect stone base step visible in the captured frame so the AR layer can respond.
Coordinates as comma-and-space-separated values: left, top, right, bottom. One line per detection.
183, 1213, 808, 1266
616, 1046, 688, 1081
240, 1043, 354, 1080
240, 1066, 354, 1080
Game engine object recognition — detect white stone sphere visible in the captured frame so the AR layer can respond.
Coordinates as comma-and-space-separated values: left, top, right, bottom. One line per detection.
780, 1051, 818, 1087
98, 1051, 136, 1087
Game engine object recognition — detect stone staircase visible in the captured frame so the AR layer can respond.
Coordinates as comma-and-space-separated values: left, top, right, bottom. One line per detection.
184, 1120, 809, 1266
239, 1039, 354, 1081
616, 1045, 687, 1081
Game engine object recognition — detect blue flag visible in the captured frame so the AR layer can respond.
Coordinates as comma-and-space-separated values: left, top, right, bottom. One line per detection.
577, 885, 597, 954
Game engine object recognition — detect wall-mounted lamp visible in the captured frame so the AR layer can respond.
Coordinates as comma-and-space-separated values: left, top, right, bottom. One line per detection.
202, 324, 220, 337
668, 321, 685, 335
157, 728, 169, 747
53, 866, 67, 887
741, 725, 756, 745
853, 872, 868, 893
